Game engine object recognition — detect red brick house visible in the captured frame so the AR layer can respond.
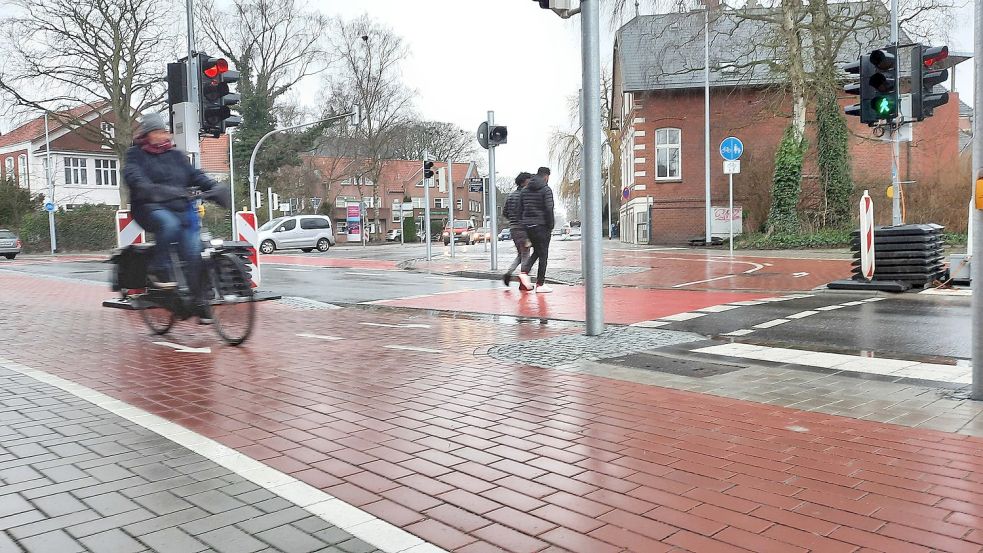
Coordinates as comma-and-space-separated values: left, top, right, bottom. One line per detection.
611, 7, 968, 244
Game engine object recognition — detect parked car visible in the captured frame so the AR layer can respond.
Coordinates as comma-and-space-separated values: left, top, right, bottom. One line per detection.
385, 229, 402, 242
0, 229, 21, 259
562, 220, 583, 240
498, 228, 511, 241
258, 215, 336, 254
441, 220, 475, 245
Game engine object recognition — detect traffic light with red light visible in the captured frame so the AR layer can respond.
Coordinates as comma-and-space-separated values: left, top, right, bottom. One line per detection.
197, 54, 241, 137
912, 44, 950, 121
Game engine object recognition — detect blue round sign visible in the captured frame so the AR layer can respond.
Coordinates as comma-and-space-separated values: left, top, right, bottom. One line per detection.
720, 136, 744, 161
43, 202, 56, 213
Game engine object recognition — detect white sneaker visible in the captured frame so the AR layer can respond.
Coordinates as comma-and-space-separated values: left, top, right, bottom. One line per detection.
535, 285, 553, 293
518, 272, 533, 290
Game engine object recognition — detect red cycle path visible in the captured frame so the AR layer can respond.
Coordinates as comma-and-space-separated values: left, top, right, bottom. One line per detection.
262, 253, 398, 270
373, 286, 774, 325
2, 273, 983, 552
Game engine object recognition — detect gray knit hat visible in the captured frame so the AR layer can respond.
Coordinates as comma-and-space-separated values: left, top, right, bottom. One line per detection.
135, 112, 168, 138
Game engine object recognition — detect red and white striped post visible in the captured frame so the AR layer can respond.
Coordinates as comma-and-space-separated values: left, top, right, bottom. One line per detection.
115, 210, 146, 248
235, 211, 260, 287
859, 190, 876, 281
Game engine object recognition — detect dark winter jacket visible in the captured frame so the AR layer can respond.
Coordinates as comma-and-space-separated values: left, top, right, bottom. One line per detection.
503, 190, 524, 231
123, 145, 218, 224
519, 176, 555, 230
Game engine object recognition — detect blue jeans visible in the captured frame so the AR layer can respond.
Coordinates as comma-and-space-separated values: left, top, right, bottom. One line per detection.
144, 208, 202, 298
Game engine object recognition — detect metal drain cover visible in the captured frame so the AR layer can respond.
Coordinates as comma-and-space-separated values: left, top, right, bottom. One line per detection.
600, 353, 743, 378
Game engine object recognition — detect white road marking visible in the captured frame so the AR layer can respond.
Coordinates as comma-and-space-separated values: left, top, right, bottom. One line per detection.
360, 322, 431, 329
840, 301, 866, 306
152, 342, 211, 354
660, 312, 706, 322
345, 272, 388, 277
729, 300, 770, 306
696, 304, 740, 313
0, 357, 445, 553
792, 272, 810, 277
787, 310, 819, 319
384, 345, 442, 353
753, 319, 790, 329
272, 267, 313, 272
816, 305, 846, 311
671, 274, 737, 288
722, 329, 755, 336
861, 297, 886, 302
297, 333, 343, 341
630, 320, 670, 328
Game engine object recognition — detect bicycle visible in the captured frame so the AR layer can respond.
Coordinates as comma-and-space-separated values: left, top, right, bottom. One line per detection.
111, 194, 256, 346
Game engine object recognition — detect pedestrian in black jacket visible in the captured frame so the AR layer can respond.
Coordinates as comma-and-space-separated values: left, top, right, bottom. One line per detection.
518, 167, 555, 292
502, 172, 533, 288
124, 112, 228, 322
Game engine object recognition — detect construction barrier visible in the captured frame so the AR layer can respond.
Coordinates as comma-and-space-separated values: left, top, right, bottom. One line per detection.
235, 211, 260, 287
116, 210, 146, 248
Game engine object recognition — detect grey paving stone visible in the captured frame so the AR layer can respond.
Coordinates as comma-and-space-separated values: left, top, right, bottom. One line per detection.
137, 527, 208, 553
253, 497, 294, 513
65, 508, 155, 539
133, 491, 194, 516
85, 463, 138, 483
337, 537, 381, 553
36, 465, 87, 484
0, 495, 32, 519
315, 526, 357, 545
238, 506, 311, 534
0, 531, 22, 552
294, 516, 333, 534
8, 510, 101, 540
0, 510, 46, 532
256, 524, 326, 553
29, 493, 87, 518
180, 505, 264, 535
80, 491, 143, 517
123, 507, 210, 537
78, 529, 145, 553
19, 477, 101, 501
236, 489, 277, 506
198, 525, 268, 553
15, 529, 84, 553
129, 463, 183, 483
183, 489, 247, 515
73, 476, 150, 499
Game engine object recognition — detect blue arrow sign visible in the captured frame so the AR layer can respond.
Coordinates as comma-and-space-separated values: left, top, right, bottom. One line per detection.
719, 136, 744, 161
43, 202, 56, 213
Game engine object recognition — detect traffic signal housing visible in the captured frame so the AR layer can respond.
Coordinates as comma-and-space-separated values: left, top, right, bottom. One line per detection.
911, 44, 950, 121
868, 47, 898, 122
423, 160, 434, 179
198, 54, 241, 137
488, 125, 508, 146
843, 56, 869, 122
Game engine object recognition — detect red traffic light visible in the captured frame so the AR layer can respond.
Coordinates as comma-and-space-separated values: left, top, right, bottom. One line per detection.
202, 58, 229, 79
922, 45, 948, 67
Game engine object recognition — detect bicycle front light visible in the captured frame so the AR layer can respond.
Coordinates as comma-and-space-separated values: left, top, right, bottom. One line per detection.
210, 238, 224, 246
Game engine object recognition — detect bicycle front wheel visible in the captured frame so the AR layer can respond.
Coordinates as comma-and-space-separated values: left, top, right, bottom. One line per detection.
136, 297, 176, 335
207, 252, 256, 346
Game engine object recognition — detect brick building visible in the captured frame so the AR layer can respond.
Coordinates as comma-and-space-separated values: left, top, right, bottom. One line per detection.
611, 6, 969, 244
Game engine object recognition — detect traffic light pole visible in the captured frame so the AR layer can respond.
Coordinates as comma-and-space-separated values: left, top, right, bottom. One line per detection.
184, 0, 201, 166
581, 0, 605, 336
889, 0, 902, 226
448, 159, 455, 258
487, 111, 499, 271
423, 150, 432, 262
970, 0, 982, 400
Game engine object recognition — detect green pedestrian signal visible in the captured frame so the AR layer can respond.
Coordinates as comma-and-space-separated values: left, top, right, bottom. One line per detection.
873, 96, 896, 117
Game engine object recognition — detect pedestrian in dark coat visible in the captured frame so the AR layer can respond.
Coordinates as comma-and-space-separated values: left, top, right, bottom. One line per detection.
502, 172, 532, 288
518, 167, 555, 292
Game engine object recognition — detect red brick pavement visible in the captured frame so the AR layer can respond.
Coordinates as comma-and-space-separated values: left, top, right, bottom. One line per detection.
3, 273, 983, 552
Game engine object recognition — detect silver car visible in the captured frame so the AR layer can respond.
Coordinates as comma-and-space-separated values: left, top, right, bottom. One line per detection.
0, 229, 21, 260
257, 215, 336, 254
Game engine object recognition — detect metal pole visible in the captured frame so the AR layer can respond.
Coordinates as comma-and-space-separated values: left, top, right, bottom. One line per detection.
228, 132, 236, 239
43, 113, 56, 254
890, 0, 901, 226
424, 149, 432, 261
185, 0, 200, 166
970, 0, 982, 399
728, 173, 734, 256
487, 111, 498, 271
582, 0, 605, 336
448, 159, 455, 258
704, 5, 712, 244
267, 187, 273, 221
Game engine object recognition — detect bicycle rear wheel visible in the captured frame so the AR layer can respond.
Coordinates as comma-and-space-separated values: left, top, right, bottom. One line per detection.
207, 252, 256, 346
136, 296, 176, 335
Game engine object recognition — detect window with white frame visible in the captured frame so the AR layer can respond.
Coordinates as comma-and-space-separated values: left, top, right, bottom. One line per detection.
393, 212, 402, 223
336, 220, 348, 234
4, 157, 13, 181
363, 196, 382, 208
17, 155, 27, 186
655, 128, 681, 180
64, 157, 87, 185
100, 122, 115, 149
412, 197, 425, 209
94, 159, 118, 186
367, 223, 379, 234
470, 200, 481, 213
456, 199, 463, 210
434, 198, 447, 209
336, 196, 353, 208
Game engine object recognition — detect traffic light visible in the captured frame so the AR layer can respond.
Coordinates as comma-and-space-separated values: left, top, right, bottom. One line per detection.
488, 125, 508, 146
843, 56, 868, 122
911, 44, 950, 121
868, 47, 898, 122
535, 0, 549, 7
197, 54, 241, 137
423, 160, 434, 179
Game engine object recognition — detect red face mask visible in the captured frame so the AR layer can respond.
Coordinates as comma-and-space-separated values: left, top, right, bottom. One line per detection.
141, 138, 173, 155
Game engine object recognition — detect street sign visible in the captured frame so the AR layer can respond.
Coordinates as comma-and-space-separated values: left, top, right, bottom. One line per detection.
469, 184, 483, 193
44, 202, 56, 213
466, 177, 484, 184
723, 160, 741, 174
622, 187, 630, 200
401, 202, 413, 212
719, 136, 744, 161
310, 197, 321, 210
859, 190, 876, 281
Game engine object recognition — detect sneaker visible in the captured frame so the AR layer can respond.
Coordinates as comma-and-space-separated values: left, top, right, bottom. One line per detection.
518, 272, 533, 290
197, 304, 214, 325
147, 273, 177, 289
535, 285, 553, 293
503, 273, 512, 287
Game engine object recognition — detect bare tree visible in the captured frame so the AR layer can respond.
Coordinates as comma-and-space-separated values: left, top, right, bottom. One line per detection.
0, 0, 174, 205
387, 121, 477, 162
323, 15, 416, 239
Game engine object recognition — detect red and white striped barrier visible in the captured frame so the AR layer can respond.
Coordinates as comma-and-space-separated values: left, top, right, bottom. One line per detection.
235, 211, 260, 287
116, 210, 146, 248
858, 190, 875, 281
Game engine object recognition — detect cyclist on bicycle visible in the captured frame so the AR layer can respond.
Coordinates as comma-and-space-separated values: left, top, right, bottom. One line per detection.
123, 112, 229, 323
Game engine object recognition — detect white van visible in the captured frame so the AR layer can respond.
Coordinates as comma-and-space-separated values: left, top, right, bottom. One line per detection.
258, 215, 336, 254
